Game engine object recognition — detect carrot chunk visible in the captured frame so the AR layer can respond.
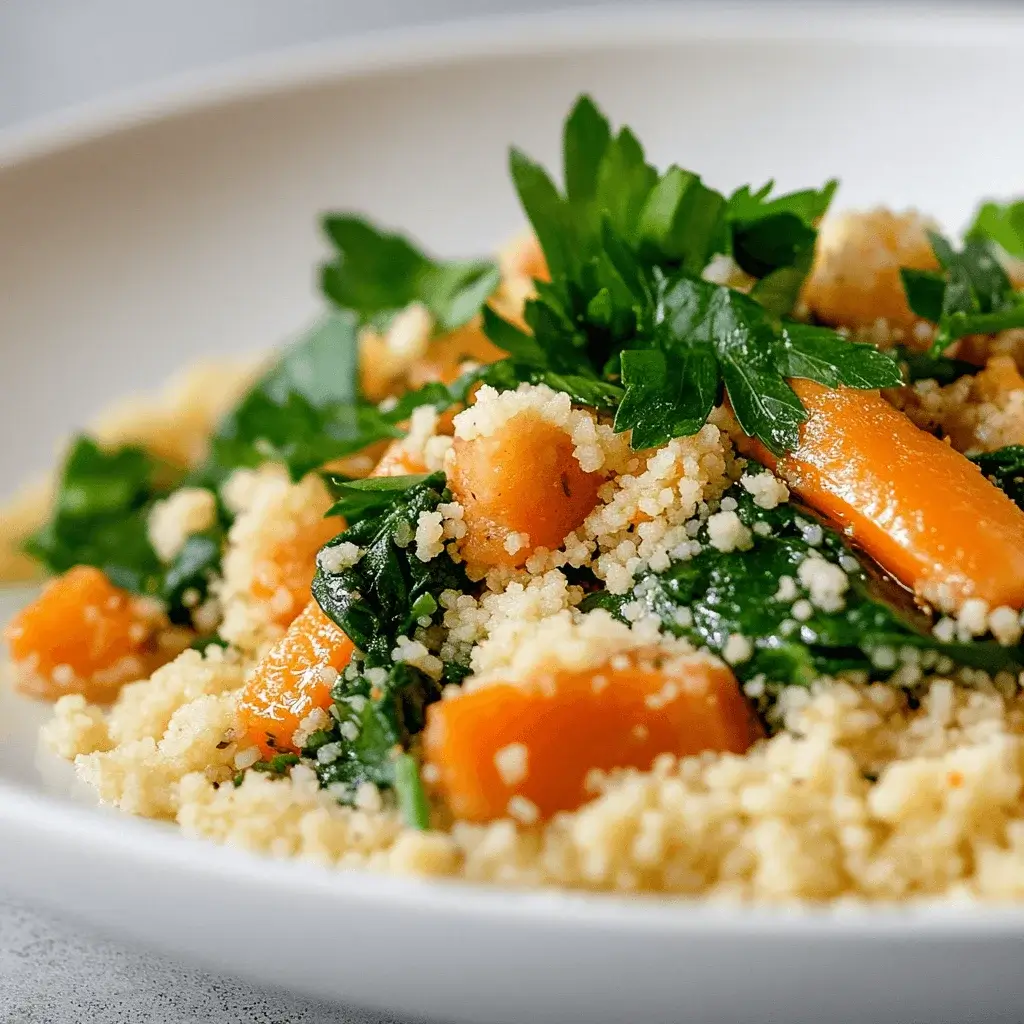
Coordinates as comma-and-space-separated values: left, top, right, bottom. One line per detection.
448, 411, 602, 567
247, 515, 341, 632
237, 600, 355, 756
423, 657, 759, 822
407, 323, 506, 390
737, 380, 1024, 610
4, 565, 176, 702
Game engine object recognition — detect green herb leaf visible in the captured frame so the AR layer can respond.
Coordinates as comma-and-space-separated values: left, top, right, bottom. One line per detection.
322, 473, 433, 523
972, 446, 1024, 510
320, 216, 500, 333
394, 752, 431, 829
313, 472, 470, 664
25, 437, 165, 595
902, 231, 1024, 354
27, 437, 225, 624
487, 95, 882, 455
583, 482, 1023, 686
614, 275, 899, 455
198, 313, 400, 484
969, 199, 1024, 260
777, 324, 903, 389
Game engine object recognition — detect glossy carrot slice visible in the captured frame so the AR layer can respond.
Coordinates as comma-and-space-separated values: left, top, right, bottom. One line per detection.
4, 565, 175, 702
423, 657, 758, 823
237, 600, 355, 756
736, 380, 1024, 610
448, 411, 603, 568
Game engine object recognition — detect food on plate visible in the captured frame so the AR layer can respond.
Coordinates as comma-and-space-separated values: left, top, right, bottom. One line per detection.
8, 96, 1024, 901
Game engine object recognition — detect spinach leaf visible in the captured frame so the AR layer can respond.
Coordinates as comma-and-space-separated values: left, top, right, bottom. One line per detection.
307, 472, 470, 804
304, 660, 443, 799
320, 215, 500, 333
25, 437, 165, 594
972, 446, 1024, 510
583, 483, 1022, 685
27, 437, 225, 624
312, 472, 469, 666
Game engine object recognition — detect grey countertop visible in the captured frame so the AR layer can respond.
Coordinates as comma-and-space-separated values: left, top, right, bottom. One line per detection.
0, 3, 584, 1020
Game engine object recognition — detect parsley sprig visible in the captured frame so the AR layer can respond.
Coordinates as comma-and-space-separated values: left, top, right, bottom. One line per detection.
482, 96, 899, 454
901, 229, 1024, 355
320, 215, 500, 333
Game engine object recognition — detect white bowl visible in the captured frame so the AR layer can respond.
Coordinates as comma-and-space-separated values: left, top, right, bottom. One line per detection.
4, 5, 1024, 1021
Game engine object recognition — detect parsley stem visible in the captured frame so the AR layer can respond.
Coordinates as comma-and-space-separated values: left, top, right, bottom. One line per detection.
394, 752, 431, 830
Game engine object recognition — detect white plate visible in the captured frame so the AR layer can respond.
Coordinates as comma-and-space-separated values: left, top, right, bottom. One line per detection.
4, 5, 1024, 1021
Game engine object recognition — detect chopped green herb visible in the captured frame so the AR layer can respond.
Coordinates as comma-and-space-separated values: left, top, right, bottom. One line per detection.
901, 231, 1024, 355
969, 199, 1024, 260
313, 472, 470, 665
320, 215, 500, 333
892, 345, 979, 386
583, 484, 1023, 686
251, 752, 301, 776
482, 95, 899, 455
394, 752, 431, 830
25, 437, 165, 595
26, 437, 224, 624
972, 446, 1024, 511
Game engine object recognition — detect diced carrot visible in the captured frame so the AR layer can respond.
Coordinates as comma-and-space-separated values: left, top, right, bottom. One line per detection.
237, 600, 355, 756
248, 514, 341, 631
498, 230, 550, 284
371, 441, 428, 479
448, 411, 602, 568
4, 565, 180, 702
423, 656, 759, 822
407, 323, 506, 390
802, 209, 939, 335
736, 379, 1024, 610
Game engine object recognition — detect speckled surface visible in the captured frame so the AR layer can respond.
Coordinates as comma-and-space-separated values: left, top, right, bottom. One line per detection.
0, 898, 416, 1023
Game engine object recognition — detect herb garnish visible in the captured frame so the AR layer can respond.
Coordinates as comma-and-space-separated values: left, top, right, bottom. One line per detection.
305, 472, 469, 817
480, 96, 900, 454
970, 199, 1024, 260
26, 437, 224, 624
901, 231, 1024, 354
972, 446, 1024, 511
320, 215, 500, 333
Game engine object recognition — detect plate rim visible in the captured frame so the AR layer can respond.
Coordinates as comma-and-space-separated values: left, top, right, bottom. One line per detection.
6, 0, 1024, 935
3, 0, 1024, 168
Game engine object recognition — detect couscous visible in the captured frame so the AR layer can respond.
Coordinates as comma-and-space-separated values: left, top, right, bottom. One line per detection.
8, 96, 1024, 902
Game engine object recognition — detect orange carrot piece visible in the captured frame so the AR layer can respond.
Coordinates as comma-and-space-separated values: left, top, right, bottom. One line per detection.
407, 323, 506, 390
736, 380, 1024, 610
249, 515, 341, 631
4, 565, 177, 702
423, 657, 758, 823
448, 411, 602, 568
237, 600, 355, 756
371, 441, 428, 479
